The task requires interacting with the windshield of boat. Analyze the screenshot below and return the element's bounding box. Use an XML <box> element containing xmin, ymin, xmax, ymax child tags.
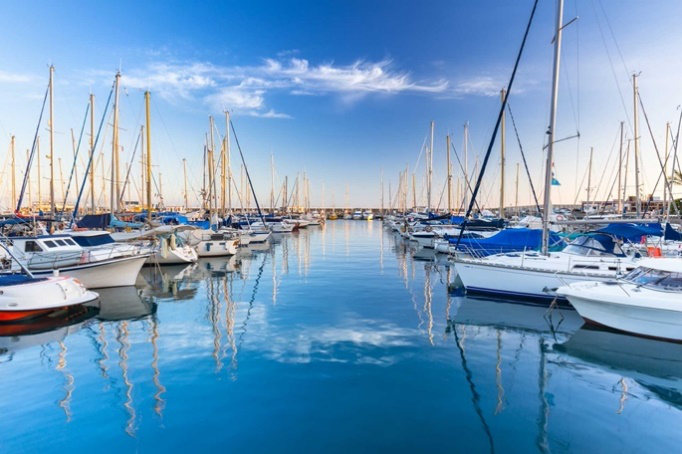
<box><xmin>624</xmin><ymin>267</ymin><xmax>682</xmax><ymax>291</ymax></box>
<box><xmin>71</xmin><ymin>234</ymin><xmax>114</xmax><ymax>247</ymax></box>
<box><xmin>563</xmin><ymin>235</ymin><xmax>623</xmax><ymax>257</ymax></box>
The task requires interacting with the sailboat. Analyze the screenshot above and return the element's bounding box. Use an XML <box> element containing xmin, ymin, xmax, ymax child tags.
<box><xmin>452</xmin><ymin>0</ymin><xmax>638</xmax><ymax>303</ymax></box>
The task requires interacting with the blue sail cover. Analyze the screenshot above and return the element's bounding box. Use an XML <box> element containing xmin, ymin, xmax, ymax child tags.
<box><xmin>595</xmin><ymin>223</ymin><xmax>663</xmax><ymax>242</ymax></box>
<box><xmin>447</xmin><ymin>228</ymin><xmax>565</xmax><ymax>256</ymax></box>
<box><xmin>665</xmin><ymin>223</ymin><xmax>682</xmax><ymax>241</ymax></box>
<box><xmin>77</xmin><ymin>213</ymin><xmax>143</xmax><ymax>230</ymax></box>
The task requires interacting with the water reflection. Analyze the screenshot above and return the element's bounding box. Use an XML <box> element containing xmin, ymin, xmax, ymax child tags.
<box><xmin>1</xmin><ymin>222</ymin><xmax>682</xmax><ymax>451</ymax></box>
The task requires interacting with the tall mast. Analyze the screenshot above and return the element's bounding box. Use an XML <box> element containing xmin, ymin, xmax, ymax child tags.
<box><xmin>220</xmin><ymin>125</ymin><xmax>226</xmax><ymax>216</ymax></box>
<box><xmin>427</xmin><ymin>120</ymin><xmax>434</xmax><ymax>212</ymax></box>
<box><xmin>183</xmin><ymin>158</ymin><xmax>189</xmax><ymax>211</ymax></box>
<box><xmin>58</xmin><ymin>157</ymin><xmax>65</xmax><ymax>204</ymax></box>
<box><xmin>412</xmin><ymin>173</ymin><xmax>417</xmax><ymax>210</ymax></box>
<box><xmin>500</xmin><ymin>88</ymin><xmax>506</xmax><ymax>218</ymax></box>
<box><xmin>209</xmin><ymin>116</ymin><xmax>216</xmax><ymax>212</ymax></box>
<box><xmin>515</xmin><ymin>162</ymin><xmax>520</xmax><ymax>215</ymax></box>
<box><xmin>144</xmin><ymin>91</ymin><xmax>152</xmax><ymax>213</ymax></box>
<box><xmin>111</xmin><ymin>71</ymin><xmax>121</xmax><ymax>213</ymax></box>
<box><xmin>49</xmin><ymin>65</ymin><xmax>55</xmax><ymax>216</ymax></box>
<box><xmin>541</xmin><ymin>0</ymin><xmax>564</xmax><ymax>255</ymax></box>
<box><xmin>380</xmin><ymin>169</ymin><xmax>384</xmax><ymax>215</ymax></box>
<box><xmin>37</xmin><ymin>136</ymin><xmax>42</xmax><ymax>210</ymax></box>
<box><xmin>632</xmin><ymin>73</ymin><xmax>641</xmax><ymax>217</ymax></box>
<box><xmin>283</xmin><ymin>176</ymin><xmax>288</xmax><ymax>213</ymax></box>
<box><xmin>446</xmin><ymin>134</ymin><xmax>452</xmax><ymax>213</ymax></box>
<box><xmin>26</xmin><ymin>149</ymin><xmax>31</xmax><ymax>210</ymax></box>
<box><xmin>89</xmin><ymin>93</ymin><xmax>95</xmax><ymax>213</ymax></box>
<box><xmin>225</xmin><ymin>111</ymin><xmax>231</xmax><ymax>212</ymax></box>
<box><xmin>617</xmin><ymin>121</ymin><xmax>624</xmax><ymax>214</ymax></box>
<box><xmin>140</xmin><ymin>125</ymin><xmax>145</xmax><ymax>209</ymax></box>
<box><xmin>463</xmin><ymin>122</ymin><xmax>469</xmax><ymax>211</ymax></box>
<box><xmin>10</xmin><ymin>135</ymin><xmax>16</xmax><ymax>211</ymax></box>
<box><xmin>586</xmin><ymin>146</ymin><xmax>593</xmax><ymax>204</ymax></box>
<box><xmin>664</xmin><ymin>122</ymin><xmax>671</xmax><ymax>218</ymax></box>
<box><xmin>70</xmin><ymin>128</ymin><xmax>78</xmax><ymax>198</ymax></box>
<box><xmin>270</xmin><ymin>154</ymin><xmax>275</xmax><ymax>213</ymax></box>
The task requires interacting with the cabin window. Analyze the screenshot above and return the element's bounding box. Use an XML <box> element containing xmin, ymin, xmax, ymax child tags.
<box><xmin>572</xmin><ymin>264</ymin><xmax>599</xmax><ymax>270</ymax></box>
<box><xmin>625</xmin><ymin>267</ymin><xmax>682</xmax><ymax>290</ymax></box>
<box><xmin>55</xmin><ymin>239</ymin><xmax>68</xmax><ymax>246</ymax></box>
<box><xmin>65</xmin><ymin>238</ymin><xmax>78</xmax><ymax>246</ymax></box>
<box><xmin>25</xmin><ymin>241</ymin><xmax>43</xmax><ymax>252</ymax></box>
<box><xmin>44</xmin><ymin>240</ymin><xmax>57</xmax><ymax>248</ymax></box>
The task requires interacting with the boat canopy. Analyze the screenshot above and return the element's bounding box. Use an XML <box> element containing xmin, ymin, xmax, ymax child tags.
<box><xmin>595</xmin><ymin>223</ymin><xmax>663</xmax><ymax>242</ymax></box>
<box><xmin>563</xmin><ymin>233</ymin><xmax>627</xmax><ymax>257</ymax></box>
<box><xmin>77</xmin><ymin>213</ymin><xmax>143</xmax><ymax>230</ymax></box>
<box><xmin>447</xmin><ymin>228</ymin><xmax>565</xmax><ymax>256</ymax></box>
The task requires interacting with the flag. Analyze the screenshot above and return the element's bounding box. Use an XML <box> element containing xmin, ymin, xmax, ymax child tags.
<box><xmin>551</xmin><ymin>172</ymin><xmax>560</xmax><ymax>186</ymax></box>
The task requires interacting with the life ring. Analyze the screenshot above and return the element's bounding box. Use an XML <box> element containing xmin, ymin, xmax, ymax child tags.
<box><xmin>555</xmin><ymin>214</ymin><xmax>565</xmax><ymax>222</ymax></box>
<box><xmin>425</xmin><ymin>226</ymin><xmax>433</xmax><ymax>232</ymax></box>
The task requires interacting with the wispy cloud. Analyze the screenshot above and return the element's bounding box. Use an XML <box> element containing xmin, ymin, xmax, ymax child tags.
<box><xmin>112</xmin><ymin>56</ymin><xmax>448</xmax><ymax>118</ymax></box>
<box><xmin>0</xmin><ymin>70</ymin><xmax>36</xmax><ymax>84</ymax></box>
<box><xmin>454</xmin><ymin>75</ymin><xmax>506</xmax><ymax>97</ymax></box>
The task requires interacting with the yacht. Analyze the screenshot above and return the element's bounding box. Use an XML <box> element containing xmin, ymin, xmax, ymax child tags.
<box><xmin>557</xmin><ymin>258</ymin><xmax>682</xmax><ymax>341</ymax></box>
<box><xmin>8</xmin><ymin>234</ymin><xmax>149</xmax><ymax>288</ymax></box>
<box><xmin>352</xmin><ymin>210</ymin><xmax>363</xmax><ymax>220</ymax></box>
<box><xmin>181</xmin><ymin>229</ymin><xmax>239</xmax><ymax>257</ymax></box>
<box><xmin>454</xmin><ymin>234</ymin><xmax>638</xmax><ymax>303</ymax></box>
<box><xmin>113</xmin><ymin>226</ymin><xmax>199</xmax><ymax>265</ymax></box>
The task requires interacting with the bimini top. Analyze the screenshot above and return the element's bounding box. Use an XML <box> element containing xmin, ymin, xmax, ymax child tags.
<box><xmin>635</xmin><ymin>258</ymin><xmax>682</xmax><ymax>274</ymax></box>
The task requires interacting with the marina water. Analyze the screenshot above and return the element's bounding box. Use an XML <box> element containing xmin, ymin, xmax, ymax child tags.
<box><xmin>1</xmin><ymin>220</ymin><xmax>681</xmax><ymax>452</ymax></box>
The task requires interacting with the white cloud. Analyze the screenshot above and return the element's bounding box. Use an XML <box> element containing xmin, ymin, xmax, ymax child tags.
<box><xmin>0</xmin><ymin>70</ymin><xmax>35</xmax><ymax>84</ymax></box>
<box><xmin>110</xmin><ymin>56</ymin><xmax>448</xmax><ymax>118</ymax></box>
<box><xmin>454</xmin><ymin>75</ymin><xmax>505</xmax><ymax>97</ymax></box>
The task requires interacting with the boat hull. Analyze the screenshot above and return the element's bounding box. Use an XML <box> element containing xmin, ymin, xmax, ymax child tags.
<box><xmin>455</xmin><ymin>260</ymin><xmax>616</xmax><ymax>304</ymax></box>
<box><xmin>32</xmin><ymin>255</ymin><xmax>148</xmax><ymax>288</ymax></box>
<box><xmin>196</xmin><ymin>239</ymin><xmax>239</xmax><ymax>257</ymax></box>
<box><xmin>560</xmin><ymin>285</ymin><xmax>682</xmax><ymax>341</ymax></box>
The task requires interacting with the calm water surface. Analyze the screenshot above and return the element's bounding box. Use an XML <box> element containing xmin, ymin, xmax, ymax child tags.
<box><xmin>1</xmin><ymin>220</ymin><xmax>681</xmax><ymax>452</ymax></box>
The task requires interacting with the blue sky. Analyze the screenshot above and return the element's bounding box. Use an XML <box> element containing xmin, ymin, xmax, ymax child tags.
<box><xmin>1</xmin><ymin>0</ymin><xmax>682</xmax><ymax>209</ymax></box>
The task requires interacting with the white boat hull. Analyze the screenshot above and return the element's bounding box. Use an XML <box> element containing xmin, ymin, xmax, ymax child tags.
<box><xmin>196</xmin><ymin>239</ymin><xmax>239</xmax><ymax>257</ymax></box>
<box><xmin>148</xmin><ymin>246</ymin><xmax>198</xmax><ymax>265</ymax></box>
<box><xmin>32</xmin><ymin>255</ymin><xmax>148</xmax><ymax>288</ymax></box>
<box><xmin>559</xmin><ymin>281</ymin><xmax>682</xmax><ymax>341</ymax></box>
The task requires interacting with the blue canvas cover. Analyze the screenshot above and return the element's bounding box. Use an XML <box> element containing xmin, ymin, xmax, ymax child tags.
<box><xmin>665</xmin><ymin>223</ymin><xmax>682</xmax><ymax>241</ymax></box>
<box><xmin>447</xmin><ymin>228</ymin><xmax>565</xmax><ymax>256</ymax></box>
<box><xmin>595</xmin><ymin>223</ymin><xmax>663</xmax><ymax>242</ymax></box>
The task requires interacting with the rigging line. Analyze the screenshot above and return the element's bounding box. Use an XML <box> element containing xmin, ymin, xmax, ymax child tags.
<box><xmin>590</xmin><ymin>0</ymin><xmax>632</xmax><ymax>134</ymax></box>
<box><xmin>60</xmin><ymin>102</ymin><xmax>90</xmax><ymax>215</ymax></box>
<box><xmin>457</xmin><ymin>0</ymin><xmax>539</xmax><ymax>248</ymax></box>
<box><xmin>507</xmin><ymin>103</ymin><xmax>541</xmax><ymax>213</ymax></box>
<box><xmin>449</xmin><ymin>142</ymin><xmax>482</xmax><ymax>212</ymax></box>
<box><xmin>591</xmin><ymin>126</ymin><xmax>620</xmax><ymax>203</ymax></box>
<box><xmin>229</xmin><ymin>119</ymin><xmax>267</xmax><ymax>225</ymax></box>
<box><xmin>16</xmin><ymin>82</ymin><xmax>50</xmax><ymax>213</ymax></box>
<box><xmin>70</xmin><ymin>81</ymin><xmax>115</xmax><ymax>227</ymax></box>
<box><xmin>596</xmin><ymin>0</ymin><xmax>631</xmax><ymax>78</ymax></box>
<box><xmin>118</xmin><ymin>128</ymin><xmax>143</xmax><ymax>208</ymax></box>
<box><xmin>638</xmin><ymin>92</ymin><xmax>680</xmax><ymax>216</ymax></box>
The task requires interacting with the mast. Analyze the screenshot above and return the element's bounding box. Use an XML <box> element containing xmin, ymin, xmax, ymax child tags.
<box><xmin>89</xmin><ymin>93</ymin><xmax>95</xmax><ymax>213</ymax></box>
<box><xmin>283</xmin><ymin>176</ymin><xmax>288</xmax><ymax>213</ymax></box>
<box><xmin>586</xmin><ymin>146</ymin><xmax>593</xmax><ymax>204</ymax></box>
<box><xmin>220</xmin><ymin>123</ymin><xmax>226</xmax><ymax>216</ymax></box>
<box><xmin>37</xmin><ymin>136</ymin><xmax>42</xmax><ymax>210</ymax></box>
<box><xmin>617</xmin><ymin>121</ymin><xmax>624</xmax><ymax>214</ymax></box>
<box><xmin>111</xmin><ymin>71</ymin><xmax>121</xmax><ymax>213</ymax></box>
<box><xmin>541</xmin><ymin>0</ymin><xmax>564</xmax><ymax>255</ymax></box>
<box><xmin>183</xmin><ymin>158</ymin><xmax>189</xmax><ymax>211</ymax></box>
<box><xmin>49</xmin><ymin>65</ymin><xmax>55</xmax><ymax>216</ymax></box>
<box><xmin>446</xmin><ymin>134</ymin><xmax>452</xmax><ymax>213</ymax></box>
<box><xmin>380</xmin><ymin>170</ymin><xmax>384</xmax><ymax>215</ymax></box>
<box><xmin>70</xmin><ymin>128</ymin><xmax>78</xmax><ymax>197</ymax></box>
<box><xmin>225</xmin><ymin>111</ymin><xmax>231</xmax><ymax>212</ymax></box>
<box><xmin>10</xmin><ymin>136</ymin><xmax>16</xmax><ymax>211</ymax></box>
<box><xmin>144</xmin><ymin>91</ymin><xmax>152</xmax><ymax>213</ymax></box>
<box><xmin>664</xmin><ymin>122</ymin><xmax>670</xmax><ymax>218</ymax></box>
<box><xmin>412</xmin><ymin>173</ymin><xmax>417</xmax><ymax>210</ymax></box>
<box><xmin>26</xmin><ymin>149</ymin><xmax>31</xmax><ymax>210</ymax></box>
<box><xmin>515</xmin><ymin>162</ymin><xmax>520</xmax><ymax>215</ymax></box>
<box><xmin>500</xmin><ymin>88</ymin><xmax>506</xmax><ymax>218</ymax></box>
<box><xmin>632</xmin><ymin>73</ymin><xmax>641</xmax><ymax>217</ymax></box>
<box><xmin>427</xmin><ymin>120</ymin><xmax>434</xmax><ymax>212</ymax></box>
<box><xmin>58</xmin><ymin>157</ymin><xmax>65</xmax><ymax>205</ymax></box>
<box><xmin>463</xmin><ymin>122</ymin><xmax>469</xmax><ymax>211</ymax></box>
<box><xmin>270</xmin><ymin>154</ymin><xmax>275</xmax><ymax>213</ymax></box>
<box><xmin>140</xmin><ymin>125</ymin><xmax>145</xmax><ymax>209</ymax></box>
<box><xmin>208</xmin><ymin>116</ymin><xmax>216</xmax><ymax>213</ymax></box>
